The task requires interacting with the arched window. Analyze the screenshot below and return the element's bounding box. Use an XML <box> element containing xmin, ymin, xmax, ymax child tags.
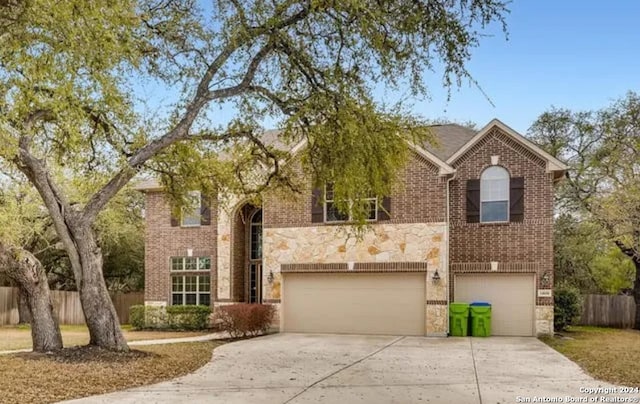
<box><xmin>480</xmin><ymin>166</ymin><xmax>509</xmax><ymax>222</ymax></box>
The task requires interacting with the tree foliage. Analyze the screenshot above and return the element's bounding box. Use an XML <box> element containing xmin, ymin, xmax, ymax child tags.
<box><xmin>554</xmin><ymin>214</ymin><xmax>634</xmax><ymax>294</ymax></box>
<box><xmin>530</xmin><ymin>92</ymin><xmax>640</xmax><ymax>328</ymax></box>
<box><xmin>529</xmin><ymin>93</ymin><xmax>640</xmax><ymax>261</ymax></box>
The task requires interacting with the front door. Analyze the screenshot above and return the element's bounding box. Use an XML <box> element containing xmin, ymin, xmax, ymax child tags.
<box><xmin>248</xmin><ymin>209</ymin><xmax>262</xmax><ymax>303</ymax></box>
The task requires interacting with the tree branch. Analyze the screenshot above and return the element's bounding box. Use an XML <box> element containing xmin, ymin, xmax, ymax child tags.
<box><xmin>81</xmin><ymin>2</ymin><xmax>313</xmax><ymax>223</ymax></box>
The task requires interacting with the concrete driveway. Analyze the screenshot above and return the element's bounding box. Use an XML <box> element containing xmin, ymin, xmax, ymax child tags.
<box><xmin>66</xmin><ymin>334</ymin><xmax>621</xmax><ymax>404</ymax></box>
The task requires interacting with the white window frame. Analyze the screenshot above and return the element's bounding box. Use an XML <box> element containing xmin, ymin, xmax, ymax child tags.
<box><xmin>479</xmin><ymin>166</ymin><xmax>510</xmax><ymax>223</ymax></box>
<box><xmin>181</xmin><ymin>191</ymin><xmax>201</xmax><ymax>227</ymax></box>
<box><xmin>170</xmin><ymin>256</ymin><xmax>211</xmax><ymax>272</ymax></box>
<box><xmin>323</xmin><ymin>184</ymin><xmax>377</xmax><ymax>223</ymax></box>
<box><xmin>171</xmin><ymin>274</ymin><xmax>211</xmax><ymax>306</ymax></box>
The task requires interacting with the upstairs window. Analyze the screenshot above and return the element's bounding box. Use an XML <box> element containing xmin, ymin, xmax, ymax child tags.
<box><xmin>480</xmin><ymin>166</ymin><xmax>509</xmax><ymax>222</ymax></box>
<box><xmin>170</xmin><ymin>191</ymin><xmax>212</xmax><ymax>227</ymax></box>
<box><xmin>324</xmin><ymin>184</ymin><xmax>377</xmax><ymax>223</ymax></box>
<box><xmin>181</xmin><ymin>191</ymin><xmax>202</xmax><ymax>227</ymax></box>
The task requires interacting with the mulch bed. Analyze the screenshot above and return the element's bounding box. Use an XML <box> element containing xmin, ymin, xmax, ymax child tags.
<box><xmin>17</xmin><ymin>345</ymin><xmax>154</xmax><ymax>363</ymax></box>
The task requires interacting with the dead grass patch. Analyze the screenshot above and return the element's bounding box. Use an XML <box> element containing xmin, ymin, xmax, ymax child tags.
<box><xmin>0</xmin><ymin>341</ymin><xmax>223</xmax><ymax>404</ymax></box>
<box><xmin>0</xmin><ymin>325</ymin><xmax>209</xmax><ymax>351</ymax></box>
<box><xmin>541</xmin><ymin>326</ymin><xmax>640</xmax><ymax>385</ymax></box>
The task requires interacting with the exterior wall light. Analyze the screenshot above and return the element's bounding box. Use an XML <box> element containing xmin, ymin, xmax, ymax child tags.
<box><xmin>432</xmin><ymin>269</ymin><xmax>441</xmax><ymax>283</ymax></box>
<box><xmin>541</xmin><ymin>271</ymin><xmax>552</xmax><ymax>288</ymax></box>
<box><xmin>267</xmin><ymin>270</ymin><xmax>274</xmax><ymax>284</ymax></box>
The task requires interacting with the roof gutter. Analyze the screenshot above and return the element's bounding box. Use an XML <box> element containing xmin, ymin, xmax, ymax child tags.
<box><xmin>444</xmin><ymin>171</ymin><xmax>457</xmax><ymax>336</ymax></box>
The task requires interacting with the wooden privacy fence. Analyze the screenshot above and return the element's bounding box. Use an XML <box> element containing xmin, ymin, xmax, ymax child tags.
<box><xmin>0</xmin><ymin>287</ymin><xmax>144</xmax><ymax>326</ymax></box>
<box><xmin>579</xmin><ymin>294</ymin><xmax>636</xmax><ymax>329</ymax></box>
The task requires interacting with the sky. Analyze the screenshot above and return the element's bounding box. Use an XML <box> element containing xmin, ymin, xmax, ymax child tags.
<box><xmin>413</xmin><ymin>1</ymin><xmax>640</xmax><ymax>133</ymax></box>
<box><xmin>137</xmin><ymin>1</ymin><xmax>640</xmax><ymax>135</ymax></box>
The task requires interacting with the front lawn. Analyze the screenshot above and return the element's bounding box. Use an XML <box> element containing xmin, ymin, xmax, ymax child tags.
<box><xmin>0</xmin><ymin>341</ymin><xmax>223</xmax><ymax>404</ymax></box>
<box><xmin>0</xmin><ymin>324</ymin><xmax>210</xmax><ymax>351</ymax></box>
<box><xmin>540</xmin><ymin>326</ymin><xmax>640</xmax><ymax>386</ymax></box>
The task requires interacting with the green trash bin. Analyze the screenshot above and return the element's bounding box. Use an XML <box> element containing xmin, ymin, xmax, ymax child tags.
<box><xmin>449</xmin><ymin>302</ymin><xmax>470</xmax><ymax>336</ymax></box>
<box><xmin>470</xmin><ymin>302</ymin><xmax>492</xmax><ymax>337</ymax></box>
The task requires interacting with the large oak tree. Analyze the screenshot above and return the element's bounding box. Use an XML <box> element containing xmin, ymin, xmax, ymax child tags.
<box><xmin>530</xmin><ymin>92</ymin><xmax>640</xmax><ymax>329</ymax></box>
<box><xmin>0</xmin><ymin>0</ymin><xmax>508</xmax><ymax>350</ymax></box>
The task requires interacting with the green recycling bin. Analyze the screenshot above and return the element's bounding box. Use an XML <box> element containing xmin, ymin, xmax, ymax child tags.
<box><xmin>449</xmin><ymin>302</ymin><xmax>470</xmax><ymax>336</ymax></box>
<box><xmin>470</xmin><ymin>302</ymin><xmax>492</xmax><ymax>337</ymax></box>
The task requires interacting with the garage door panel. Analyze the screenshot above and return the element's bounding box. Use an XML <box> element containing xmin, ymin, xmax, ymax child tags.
<box><xmin>455</xmin><ymin>274</ymin><xmax>535</xmax><ymax>337</ymax></box>
<box><xmin>283</xmin><ymin>273</ymin><xmax>425</xmax><ymax>336</ymax></box>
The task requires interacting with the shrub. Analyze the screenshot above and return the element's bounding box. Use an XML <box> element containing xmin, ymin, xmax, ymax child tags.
<box><xmin>554</xmin><ymin>285</ymin><xmax>582</xmax><ymax>331</ymax></box>
<box><xmin>212</xmin><ymin>304</ymin><xmax>275</xmax><ymax>338</ymax></box>
<box><xmin>166</xmin><ymin>305</ymin><xmax>211</xmax><ymax>330</ymax></box>
<box><xmin>144</xmin><ymin>306</ymin><xmax>169</xmax><ymax>329</ymax></box>
<box><xmin>129</xmin><ymin>305</ymin><xmax>209</xmax><ymax>330</ymax></box>
<box><xmin>129</xmin><ymin>305</ymin><xmax>145</xmax><ymax>330</ymax></box>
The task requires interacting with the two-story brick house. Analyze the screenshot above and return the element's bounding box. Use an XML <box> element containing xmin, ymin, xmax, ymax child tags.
<box><xmin>137</xmin><ymin>119</ymin><xmax>566</xmax><ymax>337</ymax></box>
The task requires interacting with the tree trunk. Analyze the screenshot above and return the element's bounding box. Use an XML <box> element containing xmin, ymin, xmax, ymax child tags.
<box><xmin>17</xmin><ymin>287</ymin><xmax>31</xmax><ymax>324</ymax></box>
<box><xmin>70</xmin><ymin>225</ymin><xmax>128</xmax><ymax>351</ymax></box>
<box><xmin>634</xmin><ymin>258</ymin><xmax>640</xmax><ymax>330</ymax></box>
<box><xmin>15</xmin><ymin>146</ymin><xmax>128</xmax><ymax>351</ymax></box>
<box><xmin>0</xmin><ymin>245</ymin><xmax>63</xmax><ymax>352</ymax></box>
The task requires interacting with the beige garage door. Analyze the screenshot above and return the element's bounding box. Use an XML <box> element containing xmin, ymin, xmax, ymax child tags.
<box><xmin>282</xmin><ymin>272</ymin><xmax>425</xmax><ymax>336</ymax></box>
<box><xmin>455</xmin><ymin>273</ymin><xmax>535</xmax><ymax>336</ymax></box>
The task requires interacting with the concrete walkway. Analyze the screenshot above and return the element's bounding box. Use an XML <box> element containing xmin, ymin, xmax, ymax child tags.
<box><xmin>0</xmin><ymin>331</ymin><xmax>228</xmax><ymax>356</ymax></box>
<box><xmin>63</xmin><ymin>333</ymin><xmax>631</xmax><ymax>404</ymax></box>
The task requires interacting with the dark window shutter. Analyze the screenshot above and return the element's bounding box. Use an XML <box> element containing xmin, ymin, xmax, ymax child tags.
<box><xmin>170</xmin><ymin>210</ymin><xmax>179</xmax><ymax>227</ymax></box>
<box><xmin>311</xmin><ymin>188</ymin><xmax>324</xmax><ymax>223</ymax></box>
<box><xmin>510</xmin><ymin>177</ymin><xmax>525</xmax><ymax>222</ymax></box>
<box><xmin>378</xmin><ymin>196</ymin><xmax>391</xmax><ymax>221</ymax></box>
<box><xmin>200</xmin><ymin>194</ymin><xmax>211</xmax><ymax>226</ymax></box>
<box><xmin>466</xmin><ymin>179</ymin><xmax>480</xmax><ymax>223</ymax></box>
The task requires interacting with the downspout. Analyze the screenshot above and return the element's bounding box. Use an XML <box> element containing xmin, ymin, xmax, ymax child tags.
<box><xmin>445</xmin><ymin>172</ymin><xmax>457</xmax><ymax>336</ymax></box>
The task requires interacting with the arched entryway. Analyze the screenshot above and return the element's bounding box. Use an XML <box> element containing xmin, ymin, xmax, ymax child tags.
<box><xmin>230</xmin><ymin>204</ymin><xmax>263</xmax><ymax>303</ymax></box>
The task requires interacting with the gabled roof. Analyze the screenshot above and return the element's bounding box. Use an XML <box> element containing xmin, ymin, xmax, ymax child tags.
<box><xmin>446</xmin><ymin>119</ymin><xmax>568</xmax><ymax>173</ymax></box>
<box><xmin>407</xmin><ymin>141</ymin><xmax>456</xmax><ymax>175</ymax></box>
<box><xmin>423</xmin><ymin>124</ymin><xmax>478</xmax><ymax>161</ymax></box>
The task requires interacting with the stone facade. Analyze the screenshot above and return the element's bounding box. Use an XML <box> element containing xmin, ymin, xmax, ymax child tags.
<box><xmin>261</xmin><ymin>223</ymin><xmax>448</xmax><ymax>336</ymax></box>
<box><xmin>535</xmin><ymin>305</ymin><xmax>554</xmax><ymax>335</ymax></box>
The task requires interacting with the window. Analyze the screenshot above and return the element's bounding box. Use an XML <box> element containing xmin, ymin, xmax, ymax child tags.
<box><xmin>172</xmin><ymin>275</ymin><xmax>210</xmax><ymax>306</ymax></box>
<box><xmin>324</xmin><ymin>184</ymin><xmax>377</xmax><ymax>223</ymax></box>
<box><xmin>170</xmin><ymin>256</ymin><xmax>211</xmax><ymax>271</ymax></box>
<box><xmin>170</xmin><ymin>256</ymin><xmax>211</xmax><ymax>305</ymax></box>
<box><xmin>250</xmin><ymin>210</ymin><xmax>262</xmax><ymax>260</ymax></box>
<box><xmin>480</xmin><ymin>166</ymin><xmax>509</xmax><ymax>222</ymax></box>
<box><xmin>181</xmin><ymin>191</ymin><xmax>201</xmax><ymax>227</ymax></box>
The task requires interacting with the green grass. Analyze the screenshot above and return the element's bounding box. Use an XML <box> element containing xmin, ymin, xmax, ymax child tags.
<box><xmin>541</xmin><ymin>326</ymin><xmax>640</xmax><ymax>385</ymax></box>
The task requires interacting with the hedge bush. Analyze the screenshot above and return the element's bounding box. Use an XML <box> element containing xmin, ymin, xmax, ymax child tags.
<box><xmin>130</xmin><ymin>305</ymin><xmax>145</xmax><ymax>329</ymax></box>
<box><xmin>129</xmin><ymin>305</ymin><xmax>211</xmax><ymax>330</ymax></box>
<box><xmin>554</xmin><ymin>285</ymin><xmax>582</xmax><ymax>331</ymax></box>
<box><xmin>166</xmin><ymin>305</ymin><xmax>211</xmax><ymax>330</ymax></box>
<box><xmin>212</xmin><ymin>304</ymin><xmax>275</xmax><ymax>338</ymax></box>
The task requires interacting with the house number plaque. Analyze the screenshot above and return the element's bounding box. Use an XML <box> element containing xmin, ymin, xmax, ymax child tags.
<box><xmin>537</xmin><ymin>289</ymin><xmax>552</xmax><ymax>297</ymax></box>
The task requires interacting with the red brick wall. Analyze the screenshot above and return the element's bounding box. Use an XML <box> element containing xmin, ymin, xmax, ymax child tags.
<box><xmin>448</xmin><ymin>128</ymin><xmax>555</xmax><ymax>305</ymax></box>
<box><xmin>263</xmin><ymin>152</ymin><xmax>447</xmax><ymax>228</ymax></box>
<box><xmin>143</xmin><ymin>192</ymin><xmax>217</xmax><ymax>303</ymax></box>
